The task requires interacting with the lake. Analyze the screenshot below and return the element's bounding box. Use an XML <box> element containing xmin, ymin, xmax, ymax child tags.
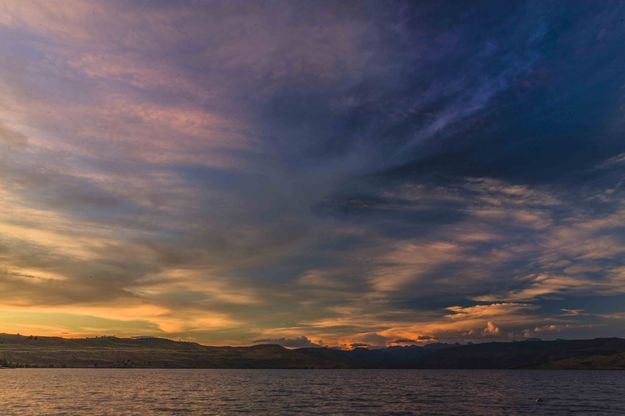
<box><xmin>0</xmin><ymin>368</ymin><xmax>623</xmax><ymax>415</ymax></box>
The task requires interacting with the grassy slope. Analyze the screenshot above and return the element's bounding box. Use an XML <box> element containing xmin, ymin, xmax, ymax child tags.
<box><xmin>0</xmin><ymin>334</ymin><xmax>357</xmax><ymax>368</ymax></box>
<box><xmin>2</xmin><ymin>334</ymin><xmax>625</xmax><ymax>369</ymax></box>
<box><xmin>419</xmin><ymin>338</ymin><xmax>625</xmax><ymax>369</ymax></box>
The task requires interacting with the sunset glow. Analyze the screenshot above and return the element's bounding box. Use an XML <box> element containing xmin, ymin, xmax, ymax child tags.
<box><xmin>2</xmin><ymin>0</ymin><xmax>625</xmax><ymax>348</ymax></box>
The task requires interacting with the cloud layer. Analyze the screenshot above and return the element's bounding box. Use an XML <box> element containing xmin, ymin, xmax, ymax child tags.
<box><xmin>2</xmin><ymin>0</ymin><xmax>625</xmax><ymax>347</ymax></box>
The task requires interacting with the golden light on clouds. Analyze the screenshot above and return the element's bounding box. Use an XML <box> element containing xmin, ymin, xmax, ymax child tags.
<box><xmin>1</xmin><ymin>0</ymin><xmax>625</xmax><ymax>348</ymax></box>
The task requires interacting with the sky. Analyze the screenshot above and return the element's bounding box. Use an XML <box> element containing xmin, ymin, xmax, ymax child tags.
<box><xmin>1</xmin><ymin>0</ymin><xmax>625</xmax><ymax>348</ymax></box>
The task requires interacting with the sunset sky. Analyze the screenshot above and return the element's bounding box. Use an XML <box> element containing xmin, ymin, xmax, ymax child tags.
<box><xmin>1</xmin><ymin>1</ymin><xmax>625</xmax><ymax>348</ymax></box>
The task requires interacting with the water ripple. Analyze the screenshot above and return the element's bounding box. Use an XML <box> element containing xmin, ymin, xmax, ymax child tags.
<box><xmin>1</xmin><ymin>369</ymin><xmax>623</xmax><ymax>415</ymax></box>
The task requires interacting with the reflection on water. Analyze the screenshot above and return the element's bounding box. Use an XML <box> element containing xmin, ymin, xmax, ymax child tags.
<box><xmin>1</xmin><ymin>368</ymin><xmax>623</xmax><ymax>415</ymax></box>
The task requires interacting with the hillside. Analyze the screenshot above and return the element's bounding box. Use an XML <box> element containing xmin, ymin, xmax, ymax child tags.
<box><xmin>1</xmin><ymin>334</ymin><xmax>625</xmax><ymax>369</ymax></box>
<box><xmin>417</xmin><ymin>338</ymin><xmax>625</xmax><ymax>369</ymax></box>
<box><xmin>0</xmin><ymin>334</ymin><xmax>355</xmax><ymax>369</ymax></box>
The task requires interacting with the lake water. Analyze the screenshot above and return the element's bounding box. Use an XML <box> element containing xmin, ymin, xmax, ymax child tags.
<box><xmin>0</xmin><ymin>368</ymin><xmax>623</xmax><ymax>415</ymax></box>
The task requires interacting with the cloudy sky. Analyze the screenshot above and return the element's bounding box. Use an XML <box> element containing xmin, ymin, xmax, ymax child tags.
<box><xmin>1</xmin><ymin>0</ymin><xmax>625</xmax><ymax>348</ymax></box>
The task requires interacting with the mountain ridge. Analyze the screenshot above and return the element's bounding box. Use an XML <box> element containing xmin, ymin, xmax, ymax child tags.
<box><xmin>1</xmin><ymin>333</ymin><xmax>625</xmax><ymax>369</ymax></box>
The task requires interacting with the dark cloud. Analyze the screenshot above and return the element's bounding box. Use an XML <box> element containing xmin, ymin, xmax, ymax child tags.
<box><xmin>349</xmin><ymin>343</ymin><xmax>370</xmax><ymax>349</ymax></box>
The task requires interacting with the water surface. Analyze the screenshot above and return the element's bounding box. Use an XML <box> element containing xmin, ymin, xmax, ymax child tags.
<box><xmin>1</xmin><ymin>369</ymin><xmax>623</xmax><ymax>415</ymax></box>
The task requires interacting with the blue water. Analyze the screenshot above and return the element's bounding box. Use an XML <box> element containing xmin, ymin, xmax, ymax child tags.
<box><xmin>1</xmin><ymin>368</ymin><xmax>623</xmax><ymax>415</ymax></box>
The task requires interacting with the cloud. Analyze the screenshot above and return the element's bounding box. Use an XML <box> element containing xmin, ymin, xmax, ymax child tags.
<box><xmin>482</xmin><ymin>321</ymin><xmax>501</xmax><ymax>336</ymax></box>
<box><xmin>0</xmin><ymin>122</ymin><xmax>27</xmax><ymax>147</ymax></box>
<box><xmin>560</xmin><ymin>308</ymin><xmax>584</xmax><ymax>317</ymax></box>
<box><xmin>1</xmin><ymin>0</ymin><xmax>625</xmax><ymax>346</ymax></box>
<box><xmin>389</xmin><ymin>335</ymin><xmax>437</xmax><ymax>346</ymax></box>
<box><xmin>348</xmin><ymin>343</ymin><xmax>368</xmax><ymax>349</ymax></box>
<box><xmin>445</xmin><ymin>303</ymin><xmax>537</xmax><ymax>320</ymax></box>
<box><xmin>253</xmin><ymin>336</ymin><xmax>322</xmax><ymax>348</ymax></box>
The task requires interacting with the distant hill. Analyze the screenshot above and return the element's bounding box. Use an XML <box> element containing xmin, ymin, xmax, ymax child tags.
<box><xmin>1</xmin><ymin>334</ymin><xmax>625</xmax><ymax>369</ymax></box>
<box><xmin>415</xmin><ymin>338</ymin><xmax>625</xmax><ymax>369</ymax></box>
